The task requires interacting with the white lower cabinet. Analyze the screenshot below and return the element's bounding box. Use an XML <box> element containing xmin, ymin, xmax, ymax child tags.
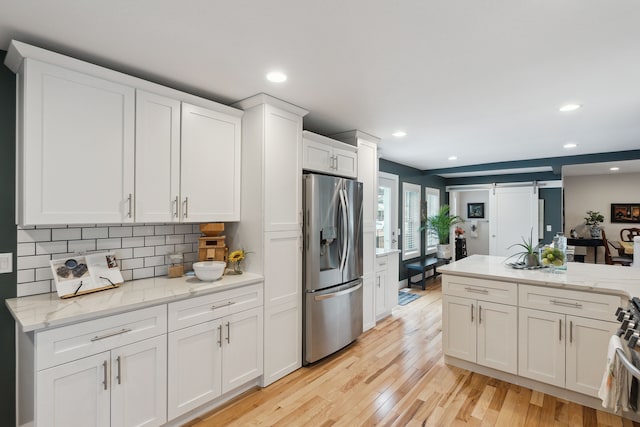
<box><xmin>443</xmin><ymin>295</ymin><xmax>518</xmax><ymax>375</ymax></box>
<box><xmin>37</xmin><ymin>335</ymin><xmax>167</xmax><ymax>427</ymax></box>
<box><xmin>375</xmin><ymin>262</ymin><xmax>388</xmax><ymax>319</ymax></box>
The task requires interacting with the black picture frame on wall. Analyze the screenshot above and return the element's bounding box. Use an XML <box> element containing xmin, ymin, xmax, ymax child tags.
<box><xmin>611</xmin><ymin>203</ymin><xmax>640</xmax><ymax>223</ymax></box>
<box><xmin>467</xmin><ymin>203</ymin><xmax>485</xmax><ymax>219</ymax></box>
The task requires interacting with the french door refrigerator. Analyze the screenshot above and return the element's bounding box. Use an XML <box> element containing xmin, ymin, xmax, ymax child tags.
<box><xmin>303</xmin><ymin>173</ymin><xmax>363</xmax><ymax>364</ymax></box>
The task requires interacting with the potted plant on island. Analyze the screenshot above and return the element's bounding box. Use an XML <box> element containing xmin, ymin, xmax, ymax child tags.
<box><xmin>507</xmin><ymin>228</ymin><xmax>540</xmax><ymax>267</ymax></box>
<box><xmin>421</xmin><ymin>205</ymin><xmax>464</xmax><ymax>259</ymax></box>
<box><xmin>584</xmin><ymin>210</ymin><xmax>605</xmax><ymax>238</ymax></box>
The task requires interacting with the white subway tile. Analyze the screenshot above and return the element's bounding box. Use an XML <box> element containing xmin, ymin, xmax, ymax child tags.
<box><xmin>166</xmin><ymin>235</ymin><xmax>185</xmax><ymax>245</ymax></box>
<box><xmin>122</xmin><ymin>237</ymin><xmax>145</xmax><ymax>248</ymax></box>
<box><xmin>113</xmin><ymin>248</ymin><xmax>132</xmax><ymax>260</ymax></box>
<box><xmin>133</xmin><ymin>267</ymin><xmax>154</xmax><ymax>280</ymax></box>
<box><xmin>154</xmin><ymin>265</ymin><xmax>168</xmax><ymax>276</ymax></box>
<box><xmin>133</xmin><ymin>226</ymin><xmax>155</xmax><ymax>236</ymax></box>
<box><xmin>18</xmin><ymin>255</ymin><xmax>51</xmax><ymax>269</ymax></box>
<box><xmin>184</xmin><ymin>252</ymin><xmax>198</xmax><ymax>262</ymax></box>
<box><xmin>155</xmin><ymin>245</ymin><xmax>175</xmax><ymax>256</ymax></box>
<box><xmin>144</xmin><ymin>256</ymin><xmax>165</xmax><ymax>267</ymax></box>
<box><xmin>19</xmin><ymin>225</ymin><xmax>35</xmax><ymax>230</ymax></box>
<box><xmin>68</xmin><ymin>240</ymin><xmax>97</xmax><ymax>253</ymax></box>
<box><xmin>121</xmin><ymin>270</ymin><xmax>133</xmax><ymax>281</ymax></box>
<box><xmin>17</xmin><ymin>281</ymin><xmax>52</xmax><ymax>297</ymax></box>
<box><xmin>174</xmin><ymin>244</ymin><xmax>192</xmax><ymax>253</ymax></box>
<box><xmin>155</xmin><ymin>225</ymin><xmax>174</xmax><ymax>235</ymax></box>
<box><xmin>109</xmin><ymin>226</ymin><xmax>133</xmax><ymax>238</ymax></box>
<box><xmin>134</xmin><ymin>247</ymin><xmax>155</xmax><ymax>258</ymax></box>
<box><xmin>42</xmin><ymin>224</ymin><xmax>68</xmax><ymax>229</ymax></box>
<box><xmin>185</xmin><ymin>234</ymin><xmax>201</xmax><ymax>244</ymax></box>
<box><xmin>184</xmin><ymin>262</ymin><xmax>193</xmax><ymax>272</ymax></box>
<box><xmin>17</xmin><ymin>243</ymin><xmax>35</xmax><ymax>256</ymax></box>
<box><xmin>36</xmin><ymin>267</ymin><xmax>53</xmax><ymax>281</ymax></box>
<box><xmin>52</xmin><ymin>228</ymin><xmax>81</xmax><ymax>241</ymax></box>
<box><xmin>17</xmin><ymin>229</ymin><xmax>51</xmax><ymax>243</ymax></box>
<box><xmin>17</xmin><ymin>269</ymin><xmax>35</xmax><ymax>284</ymax></box>
<box><xmin>36</xmin><ymin>241</ymin><xmax>68</xmax><ymax>255</ymax></box>
<box><xmin>145</xmin><ymin>236</ymin><xmax>165</xmax><ymax>247</ymax></box>
<box><xmin>192</xmin><ymin>224</ymin><xmax>201</xmax><ymax>233</ymax></box>
<box><xmin>175</xmin><ymin>224</ymin><xmax>192</xmax><ymax>234</ymax></box>
<box><xmin>82</xmin><ymin>227</ymin><xmax>108</xmax><ymax>239</ymax></box>
<box><xmin>121</xmin><ymin>258</ymin><xmax>144</xmax><ymax>270</ymax></box>
<box><xmin>96</xmin><ymin>238</ymin><xmax>122</xmax><ymax>250</ymax></box>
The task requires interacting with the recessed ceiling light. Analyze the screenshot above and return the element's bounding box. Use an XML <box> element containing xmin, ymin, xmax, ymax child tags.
<box><xmin>563</xmin><ymin>143</ymin><xmax>578</xmax><ymax>149</ymax></box>
<box><xmin>448</xmin><ymin>156</ymin><xmax>458</xmax><ymax>161</ymax></box>
<box><xmin>392</xmin><ymin>131</ymin><xmax>407</xmax><ymax>138</ymax></box>
<box><xmin>610</xmin><ymin>167</ymin><xmax>620</xmax><ymax>171</ymax></box>
<box><xmin>559</xmin><ymin>103</ymin><xmax>582</xmax><ymax>112</ymax></box>
<box><xmin>266</xmin><ymin>71</ymin><xmax>287</xmax><ymax>83</ymax></box>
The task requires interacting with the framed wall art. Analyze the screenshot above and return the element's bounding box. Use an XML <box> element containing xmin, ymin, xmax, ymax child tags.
<box><xmin>467</xmin><ymin>202</ymin><xmax>485</xmax><ymax>219</ymax></box>
<box><xmin>611</xmin><ymin>203</ymin><xmax>640</xmax><ymax>223</ymax></box>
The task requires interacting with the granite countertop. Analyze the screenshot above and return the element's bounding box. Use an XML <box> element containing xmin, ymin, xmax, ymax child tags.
<box><xmin>5</xmin><ymin>272</ymin><xmax>264</xmax><ymax>332</ymax></box>
<box><xmin>439</xmin><ymin>255</ymin><xmax>640</xmax><ymax>298</ymax></box>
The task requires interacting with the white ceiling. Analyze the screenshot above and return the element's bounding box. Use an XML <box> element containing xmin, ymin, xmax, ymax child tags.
<box><xmin>1</xmin><ymin>1</ymin><xmax>640</xmax><ymax>171</ymax></box>
<box><xmin>563</xmin><ymin>159</ymin><xmax>640</xmax><ymax>176</ymax></box>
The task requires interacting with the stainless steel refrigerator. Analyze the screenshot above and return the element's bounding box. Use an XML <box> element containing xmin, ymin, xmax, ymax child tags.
<box><xmin>303</xmin><ymin>173</ymin><xmax>363</xmax><ymax>364</ymax></box>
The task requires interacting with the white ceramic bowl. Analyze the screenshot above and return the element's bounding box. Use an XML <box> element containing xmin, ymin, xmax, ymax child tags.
<box><xmin>192</xmin><ymin>261</ymin><xmax>226</xmax><ymax>281</ymax></box>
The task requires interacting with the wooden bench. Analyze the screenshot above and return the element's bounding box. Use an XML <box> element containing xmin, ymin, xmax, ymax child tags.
<box><xmin>406</xmin><ymin>257</ymin><xmax>451</xmax><ymax>290</ymax></box>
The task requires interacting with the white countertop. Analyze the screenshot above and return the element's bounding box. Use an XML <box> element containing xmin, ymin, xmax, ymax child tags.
<box><xmin>376</xmin><ymin>248</ymin><xmax>400</xmax><ymax>257</ymax></box>
<box><xmin>5</xmin><ymin>272</ymin><xmax>264</xmax><ymax>332</ymax></box>
<box><xmin>439</xmin><ymin>255</ymin><xmax>640</xmax><ymax>298</ymax></box>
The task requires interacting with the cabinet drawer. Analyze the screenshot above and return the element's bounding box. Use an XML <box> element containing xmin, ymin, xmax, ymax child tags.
<box><xmin>168</xmin><ymin>283</ymin><xmax>263</xmax><ymax>332</ymax></box>
<box><xmin>519</xmin><ymin>285</ymin><xmax>623</xmax><ymax>322</ymax></box>
<box><xmin>442</xmin><ymin>275</ymin><xmax>517</xmax><ymax>305</ymax></box>
<box><xmin>36</xmin><ymin>304</ymin><xmax>167</xmax><ymax>370</ymax></box>
<box><xmin>375</xmin><ymin>256</ymin><xmax>388</xmax><ymax>272</ymax></box>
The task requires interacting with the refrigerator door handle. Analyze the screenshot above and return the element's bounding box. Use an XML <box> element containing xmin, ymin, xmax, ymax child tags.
<box><xmin>313</xmin><ymin>282</ymin><xmax>362</xmax><ymax>301</ymax></box>
<box><xmin>339</xmin><ymin>186</ymin><xmax>349</xmax><ymax>272</ymax></box>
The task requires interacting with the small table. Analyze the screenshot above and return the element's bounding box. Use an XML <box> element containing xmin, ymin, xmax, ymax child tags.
<box><xmin>406</xmin><ymin>257</ymin><xmax>451</xmax><ymax>290</ymax></box>
<box><xmin>567</xmin><ymin>238</ymin><xmax>604</xmax><ymax>264</ymax></box>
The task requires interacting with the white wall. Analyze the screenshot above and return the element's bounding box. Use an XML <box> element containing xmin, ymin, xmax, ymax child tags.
<box><xmin>564</xmin><ymin>172</ymin><xmax>640</xmax><ymax>262</ymax></box>
<box><xmin>458</xmin><ymin>190</ymin><xmax>490</xmax><ymax>256</ymax></box>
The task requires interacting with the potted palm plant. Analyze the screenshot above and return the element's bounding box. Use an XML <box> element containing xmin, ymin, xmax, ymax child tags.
<box><xmin>422</xmin><ymin>205</ymin><xmax>464</xmax><ymax>258</ymax></box>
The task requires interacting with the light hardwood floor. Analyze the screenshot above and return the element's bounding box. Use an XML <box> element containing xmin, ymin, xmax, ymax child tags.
<box><xmin>186</xmin><ymin>279</ymin><xmax>639</xmax><ymax>427</ymax></box>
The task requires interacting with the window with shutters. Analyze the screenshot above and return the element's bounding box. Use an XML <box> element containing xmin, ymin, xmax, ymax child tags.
<box><xmin>402</xmin><ymin>182</ymin><xmax>421</xmax><ymax>260</ymax></box>
<box><xmin>424</xmin><ymin>187</ymin><xmax>441</xmax><ymax>255</ymax></box>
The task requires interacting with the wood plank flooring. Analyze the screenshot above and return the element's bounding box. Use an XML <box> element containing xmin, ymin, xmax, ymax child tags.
<box><xmin>186</xmin><ymin>279</ymin><xmax>639</xmax><ymax>427</ymax></box>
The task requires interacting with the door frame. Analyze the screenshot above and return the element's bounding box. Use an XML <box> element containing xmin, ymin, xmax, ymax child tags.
<box><xmin>378</xmin><ymin>171</ymin><xmax>399</xmax><ymax>251</ymax></box>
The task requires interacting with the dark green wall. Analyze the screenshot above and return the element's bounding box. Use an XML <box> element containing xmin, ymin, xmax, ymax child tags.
<box><xmin>0</xmin><ymin>50</ymin><xmax>16</xmax><ymax>425</ymax></box>
<box><xmin>539</xmin><ymin>188</ymin><xmax>562</xmax><ymax>243</ymax></box>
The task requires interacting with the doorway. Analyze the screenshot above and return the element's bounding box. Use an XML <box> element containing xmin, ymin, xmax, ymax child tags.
<box><xmin>377</xmin><ymin>172</ymin><xmax>399</xmax><ymax>251</ymax></box>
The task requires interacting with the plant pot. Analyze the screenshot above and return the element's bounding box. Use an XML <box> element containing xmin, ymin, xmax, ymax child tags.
<box><xmin>590</xmin><ymin>226</ymin><xmax>601</xmax><ymax>238</ymax></box>
<box><xmin>524</xmin><ymin>253</ymin><xmax>538</xmax><ymax>267</ymax></box>
<box><xmin>437</xmin><ymin>244</ymin><xmax>451</xmax><ymax>259</ymax></box>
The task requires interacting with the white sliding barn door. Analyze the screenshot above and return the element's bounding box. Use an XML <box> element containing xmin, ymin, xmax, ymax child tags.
<box><xmin>489</xmin><ymin>186</ymin><xmax>539</xmax><ymax>257</ymax></box>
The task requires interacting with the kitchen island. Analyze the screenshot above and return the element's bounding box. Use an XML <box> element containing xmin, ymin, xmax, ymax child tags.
<box><xmin>439</xmin><ymin>255</ymin><xmax>640</xmax><ymax>419</ymax></box>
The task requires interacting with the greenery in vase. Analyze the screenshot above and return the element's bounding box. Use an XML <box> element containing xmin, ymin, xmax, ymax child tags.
<box><xmin>229</xmin><ymin>249</ymin><xmax>250</xmax><ymax>272</ymax></box>
<box><xmin>420</xmin><ymin>204</ymin><xmax>464</xmax><ymax>244</ymax></box>
<box><xmin>506</xmin><ymin>228</ymin><xmax>540</xmax><ymax>264</ymax></box>
<box><xmin>584</xmin><ymin>210</ymin><xmax>604</xmax><ymax>227</ymax></box>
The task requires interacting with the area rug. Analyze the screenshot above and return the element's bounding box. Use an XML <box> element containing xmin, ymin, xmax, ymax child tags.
<box><xmin>398</xmin><ymin>291</ymin><xmax>421</xmax><ymax>306</ymax></box>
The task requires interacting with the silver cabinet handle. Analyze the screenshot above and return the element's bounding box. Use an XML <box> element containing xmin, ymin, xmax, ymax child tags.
<box><xmin>217</xmin><ymin>324</ymin><xmax>222</xmax><ymax>347</ymax></box>
<box><xmin>559</xmin><ymin>318</ymin><xmax>562</xmax><ymax>341</ymax></box>
<box><xmin>116</xmin><ymin>356</ymin><xmax>122</xmax><ymax>384</ymax></box>
<box><xmin>471</xmin><ymin>304</ymin><xmax>474</xmax><ymax>322</ymax></box>
<box><xmin>465</xmin><ymin>287</ymin><xmax>489</xmax><ymax>295</ymax></box>
<box><xmin>90</xmin><ymin>328</ymin><xmax>132</xmax><ymax>342</ymax></box>
<box><xmin>102</xmin><ymin>360</ymin><xmax>108</xmax><ymax>390</ymax></box>
<box><xmin>173</xmin><ymin>196</ymin><xmax>179</xmax><ymax>218</ymax></box>
<box><xmin>226</xmin><ymin>322</ymin><xmax>231</xmax><ymax>344</ymax></box>
<box><xmin>550</xmin><ymin>299</ymin><xmax>582</xmax><ymax>309</ymax></box>
<box><xmin>183</xmin><ymin>197</ymin><xmax>189</xmax><ymax>218</ymax></box>
<box><xmin>127</xmin><ymin>194</ymin><xmax>132</xmax><ymax>218</ymax></box>
<box><xmin>570</xmin><ymin>320</ymin><xmax>573</xmax><ymax>343</ymax></box>
<box><xmin>479</xmin><ymin>305</ymin><xmax>482</xmax><ymax>324</ymax></box>
<box><xmin>211</xmin><ymin>301</ymin><xmax>235</xmax><ymax>310</ymax></box>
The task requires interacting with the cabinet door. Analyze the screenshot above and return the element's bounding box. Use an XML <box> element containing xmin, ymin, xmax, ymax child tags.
<box><xmin>167</xmin><ymin>319</ymin><xmax>222</xmax><ymax>420</ymax></box>
<box><xmin>375</xmin><ymin>270</ymin><xmax>387</xmax><ymax>318</ymax></box>
<box><xmin>333</xmin><ymin>144</ymin><xmax>358</xmax><ymax>178</ymax></box>
<box><xmin>518</xmin><ymin>308</ymin><xmax>565</xmax><ymax>387</ymax></box>
<box><xmin>302</xmin><ymin>138</ymin><xmax>333</xmax><ymax>174</ymax></box>
<box><xmin>111</xmin><ymin>335</ymin><xmax>167</xmax><ymax>427</ymax></box>
<box><xmin>264</xmin><ymin>105</ymin><xmax>302</xmax><ymax>231</ymax></box>
<box><xmin>36</xmin><ymin>351</ymin><xmax>110</xmax><ymax>427</ymax></box>
<box><xmin>566</xmin><ymin>316</ymin><xmax>618</xmax><ymax>397</ymax></box>
<box><xmin>263</xmin><ymin>231</ymin><xmax>301</xmax><ymax>385</ymax></box>
<box><xmin>21</xmin><ymin>59</ymin><xmax>135</xmax><ymax>225</ymax></box>
<box><xmin>357</xmin><ymin>140</ymin><xmax>377</xmax><ymax>230</ymax></box>
<box><xmin>477</xmin><ymin>301</ymin><xmax>518</xmax><ymax>374</ymax></box>
<box><xmin>222</xmin><ymin>306</ymin><xmax>264</xmax><ymax>394</ymax></box>
<box><xmin>181</xmin><ymin>103</ymin><xmax>241</xmax><ymax>222</ymax></box>
<box><xmin>135</xmin><ymin>90</ymin><xmax>181</xmax><ymax>223</ymax></box>
<box><xmin>442</xmin><ymin>295</ymin><xmax>476</xmax><ymax>363</ymax></box>
<box><xmin>362</xmin><ymin>273</ymin><xmax>376</xmax><ymax>332</ymax></box>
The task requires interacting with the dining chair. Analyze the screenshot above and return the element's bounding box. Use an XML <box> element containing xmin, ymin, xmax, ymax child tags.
<box><xmin>620</xmin><ymin>227</ymin><xmax>640</xmax><ymax>241</ymax></box>
<box><xmin>602</xmin><ymin>229</ymin><xmax>633</xmax><ymax>266</ymax></box>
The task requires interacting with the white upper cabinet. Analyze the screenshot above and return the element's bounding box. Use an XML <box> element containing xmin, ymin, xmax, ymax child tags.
<box><xmin>135</xmin><ymin>90</ymin><xmax>181</xmax><ymax>223</ymax></box>
<box><xmin>19</xmin><ymin>59</ymin><xmax>135</xmax><ymax>225</ymax></box>
<box><xmin>181</xmin><ymin>103</ymin><xmax>241</xmax><ymax>222</ymax></box>
<box><xmin>302</xmin><ymin>131</ymin><xmax>357</xmax><ymax>178</ymax></box>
